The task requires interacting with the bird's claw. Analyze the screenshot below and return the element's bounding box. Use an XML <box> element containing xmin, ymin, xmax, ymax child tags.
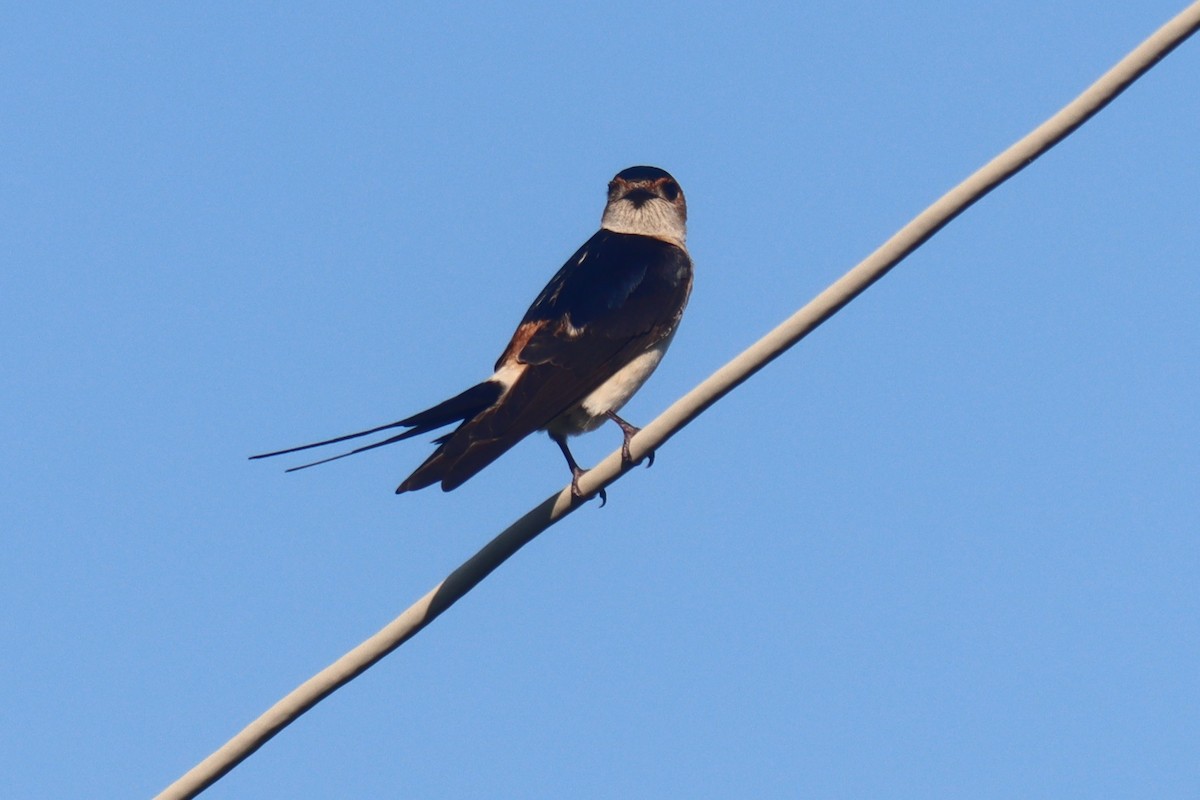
<box><xmin>570</xmin><ymin>467</ymin><xmax>607</xmax><ymax>507</ymax></box>
<box><xmin>609</xmin><ymin>411</ymin><xmax>651</xmax><ymax>469</ymax></box>
<box><xmin>620</xmin><ymin>437</ymin><xmax>654</xmax><ymax>469</ymax></box>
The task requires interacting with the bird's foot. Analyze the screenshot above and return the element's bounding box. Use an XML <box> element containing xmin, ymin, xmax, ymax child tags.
<box><xmin>606</xmin><ymin>411</ymin><xmax>653</xmax><ymax>468</ymax></box>
<box><xmin>622</xmin><ymin>440</ymin><xmax>655</xmax><ymax>469</ymax></box>
<box><xmin>555</xmin><ymin>433</ymin><xmax>605</xmax><ymax>507</ymax></box>
<box><xmin>570</xmin><ymin>467</ymin><xmax>606</xmax><ymax>507</ymax></box>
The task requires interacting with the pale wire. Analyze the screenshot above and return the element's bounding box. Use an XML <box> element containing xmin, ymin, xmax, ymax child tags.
<box><xmin>156</xmin><ymin>4</ymin><xmax>1200</xmax><ymax>797</ymax></box>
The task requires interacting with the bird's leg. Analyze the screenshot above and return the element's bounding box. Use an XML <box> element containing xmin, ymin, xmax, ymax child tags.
<box><xmin>605</xmin><ymin>411</ymin><xmax>654</xmax><ymax>468</ymax></box>
<box><xmin>552</xmin><ymin>433</ymin><xmax>606</xmax><ymax>506</ymax></box>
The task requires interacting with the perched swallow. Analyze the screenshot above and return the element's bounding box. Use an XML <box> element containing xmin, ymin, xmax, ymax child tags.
<box><xmin>251</xmin><ymin>166</ymin><xmax>693</xmax><ymax>501</ymax></box>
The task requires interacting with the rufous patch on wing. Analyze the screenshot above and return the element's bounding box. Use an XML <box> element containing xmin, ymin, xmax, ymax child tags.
<box><xmin>496</xmin><ymin>319</ymin><xmax>547</xmax><ymax>367</ymax></box>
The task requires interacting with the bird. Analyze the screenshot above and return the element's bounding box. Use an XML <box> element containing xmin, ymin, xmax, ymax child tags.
<box><xmin>251</xmin><ymin>165</ymin><xmax>693</xmax><ymax>502</ymax></box>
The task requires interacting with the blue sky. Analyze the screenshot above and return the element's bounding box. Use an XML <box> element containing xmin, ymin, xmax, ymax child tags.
<box><xmin>3</xmin><ymin>3</ymin><xmax>1198</xmax><ymax>797</ymax></box>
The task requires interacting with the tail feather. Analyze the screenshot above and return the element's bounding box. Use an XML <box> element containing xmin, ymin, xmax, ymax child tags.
<box><xmin>396</xmin><ymin>357</ymin><xmax>613</xmax><ymax>493</ymax></box>
<box><xmin>249</xmin><ymin>419</ymin><xmax>412</xmax><ymax>460</ymax></box>
<box><xmin>251</xmin><ymin>380</ymin><xmax>504</xmax><ymax>471</ymax></box>
<box><xmin>398</xmin><ymin>381</ymin><xmax>504</xmax><ymax>429</ymax></box>
<box><xmin>395</xmin><ymin>427</ymin><xmax>527</xmax><ymax>494</ymax></box>
<box><xmin>395</xmin><ymin>372</ymin><xmax>551</xmax><ymax>493</ymax></box>
<box><xmin>282</xmin><ymin>429</ymin><xmax>424</xmax><ymax>473</ymax></box>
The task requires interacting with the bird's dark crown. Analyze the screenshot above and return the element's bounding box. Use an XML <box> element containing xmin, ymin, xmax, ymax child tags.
<box><xmin>613</xmin><ymin>165</ymin><xmax>675</xmax><ymax>183</ymax></box>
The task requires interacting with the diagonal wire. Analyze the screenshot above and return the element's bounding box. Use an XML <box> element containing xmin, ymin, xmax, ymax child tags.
<box><xmin>156</xmin><ymin>4</ymin><xmax>1200</xmax><ymax>797</ymax></box>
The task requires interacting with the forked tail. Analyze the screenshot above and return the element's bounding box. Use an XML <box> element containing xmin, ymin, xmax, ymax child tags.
<box><xmin>250</xmin><ymin>381</ymin><xmax>504</xmax><ymax>472</ymax></box>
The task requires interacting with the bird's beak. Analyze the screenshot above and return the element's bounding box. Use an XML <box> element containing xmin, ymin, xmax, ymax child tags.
<box><xmin>622</xmin><ymin>187</ymin><xmax>656</xmax><ymax>208</ymax></box>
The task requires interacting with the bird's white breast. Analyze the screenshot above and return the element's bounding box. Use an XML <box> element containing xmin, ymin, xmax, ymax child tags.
<box><xmin>546</xmin><ymin>332</ymin><xmax>676</xmax><ymax>436</ymax></box>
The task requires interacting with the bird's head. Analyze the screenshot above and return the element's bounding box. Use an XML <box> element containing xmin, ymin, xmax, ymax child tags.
<box><xmin>600</xmin><ymin>166</ymin><xmax>687</xmax><ymax>247</ymax></box>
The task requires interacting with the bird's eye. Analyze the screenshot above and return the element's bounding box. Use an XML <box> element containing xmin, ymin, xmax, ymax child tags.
<box><xmin>660</xmin><ymin>181</ymin><xmax>680</xmax><ymax>201</ymax></box>
<box><xmin>607</xmin><ymin>180</ymin><xmax>621</xmax><ymax>198</ymax></box>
